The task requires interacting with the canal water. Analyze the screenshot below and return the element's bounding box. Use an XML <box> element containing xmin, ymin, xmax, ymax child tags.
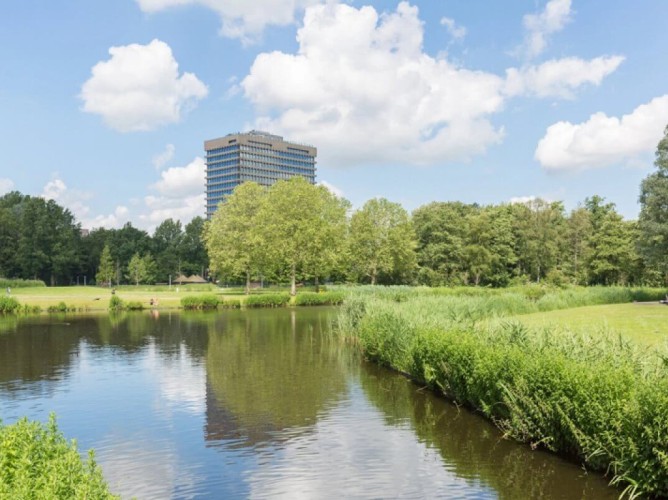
<box><xmin>0</xmin><ymin>308</ymin><xmax>616</xmax><ymax>499</ymax></box>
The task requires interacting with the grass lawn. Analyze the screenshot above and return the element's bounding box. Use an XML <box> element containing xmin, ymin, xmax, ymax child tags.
<box><xmin>9</xmin><ymin>285</ymin><xmax>225</xmax><ymax>311</ymax></box>
<box><xmin>504</xmin><ymin>302</ymin><xmax>668</xmax><ymax>346</ymax></box>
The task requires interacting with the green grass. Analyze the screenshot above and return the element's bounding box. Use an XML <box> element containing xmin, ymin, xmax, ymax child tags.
<box><xmin>501</xmin><ymin>302</ymin><xmax>668</xmax><ymax>346</ymax></box>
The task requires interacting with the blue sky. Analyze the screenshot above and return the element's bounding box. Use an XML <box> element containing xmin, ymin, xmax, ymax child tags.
<box><xmin>1</xmin><ymin>0</ymin><xmax>667</xmax><ymax>230</ymax></box>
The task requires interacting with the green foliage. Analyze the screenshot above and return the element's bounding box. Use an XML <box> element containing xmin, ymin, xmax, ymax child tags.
<box><xmin>180</xmin><ymin>294</ymin><xmax>220</xmax><ymax>310</ymax></box>
<box><xmin>294</xmin><ymin>291</ymin><xmax>345</xmax><ymax>306</ymax></box>
<box><xmin>334</xmin><ymin>290</ymin><xmax>668</xmax><ymax>497</ymax></box>
<box><xmin>244</xmin><ymin>293</ymin><xmax>290</xmax><ymax>308</ymax></box>
<box><xmin>126</xmin><ymin>252</ymin><xmax>156</xmax><ymax>285</ymax></box>
<box><xmin>96</xmin><ymin>244</ymin><xmax>115</xmax><ymax>286</ymax></box>
<box><xmin>108</xmin><ymin>295</ymin><xmax>123</xmax><ymax>311</ymax></box>
<box><xmin>124</xmin><ymin>301</ymin><xmax>144</xmax><ymax>311</ymax></box>
<box><xmin>0</xmin><ymin>278</ymin><xmax>46</xmax><ymax>288</ymax></box>
<box><xmin>0</xmin><ymin>414</ymin><xmax>118</xmax><ymax>498</ymax></box>
<box><xmin>349</xmin><ymin>198</ymin><xmax>417</xmax><ymax>285</ymax></box>
<box><xmin>47</xmin><ymin>301</ymin><xmax>72</xmax><ymax>313</ymax></box>
<box><xmin>0</xmin><ymin>296</ymin><xmax>21</xmax><ymax>314</ymax></box>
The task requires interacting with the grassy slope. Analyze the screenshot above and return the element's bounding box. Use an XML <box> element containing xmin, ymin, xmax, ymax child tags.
<box><xmin>504</xmin><ymin>302</ymin><xmax>668</xmax><ymax>346</ymax></box>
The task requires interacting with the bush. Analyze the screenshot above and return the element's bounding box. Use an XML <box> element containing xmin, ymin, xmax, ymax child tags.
<box><xmin>294</xmin><ymin>291</ymin><xmax>345</xmax><ymax>306</ymax></box>
<box><xmin>0</xmin><ymin>414</ymin><xmax>117</xmax><ymax>498</ymax></box>
<box><xmin>0</xmin><ymin>296</ymin><xmax>21</xmax><ymax>314</ymax></box>
<box><xmin>125</xmin><ymin>301</ymin><xmax>144</xmax><ymax>311</ymax></box>
<box><xmin>245</xmin><ymin>293</ymin><xmax>290</xmax><ymax>308</ymax></box>
<box><xmin>108</xmin><ymin>295</ymin><xmax>123</xmax><ymax>312</ymax></box>
<box><xmin>47</xmin><ymin>301</ymin><xmax>71</xmax><ymax>313</ymax></box>
<box><xmin>220</xmin><ymin>299</ymin><xmax>241</xmax><ymax>309</ymax></box>
<box><xmin>0</xmin><ymin>278</ymin><xmax>46</xmax><ymax>289</ymax></box>
<box><xmin>180</xmin><ymin>294</ymin><xmax>220</xmax><ymax>310</ymax></box>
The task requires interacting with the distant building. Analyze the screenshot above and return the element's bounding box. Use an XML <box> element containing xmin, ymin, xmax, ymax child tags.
<box><xmin>204</xmin><ymin>130</ymin><xmax>317</xmax><ymax>218</ymax></box>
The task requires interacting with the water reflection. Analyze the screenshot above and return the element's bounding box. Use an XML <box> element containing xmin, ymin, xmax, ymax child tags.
<box><xmin>0</xmin><ymin>310</ymin><xmax>618</xmax><ymax>499</ymax></box>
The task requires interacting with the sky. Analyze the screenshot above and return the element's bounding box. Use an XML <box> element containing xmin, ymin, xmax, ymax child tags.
<box><xmin>1</xmin><ymin>0</ymin><xmax>668</xmax><ymax>231</ymax></box>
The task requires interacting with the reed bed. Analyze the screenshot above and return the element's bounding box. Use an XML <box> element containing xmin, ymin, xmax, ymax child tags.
<box><xmin>334</xmin><ymin>288</ymin><xmax>668</xmax><ymax>498</ymax></box>
<box><xmin>180</xmin><ymin>294</ymin><xmax>220</xmax><ymax>310</ymax></box>
<box><xmin>294</xmin><ymin>291</ymin><xmax>345</xmax><ymax>306</ymax></box>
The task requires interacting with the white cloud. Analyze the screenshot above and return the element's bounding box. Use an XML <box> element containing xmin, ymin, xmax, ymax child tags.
<box><xmin>243</xmin><ymin>2</ymin><xmax>506</xmax><ymax>167</ymax></box>
<box><xmin>318</xmin><ymin>180</ymin><xmax>344</xmax><ymax>198</ymax></box>
<box><xmin>510</xmin><ymin>195</ymin><xmax>538</xmax><ymax>205</ymax></box>
<box><xmin>81</xmin><ymin>39</ymin><xmax>208</xmax><ymax>132</ymax></box>
<box><xmin>0</xmin><ymin>178</ymin><xmax>15</xmax><ymax>195</ymax></box>
<box><xmin>152</xmin><ymin>144</ymin><xmax>175</xmax><ymax>170</ymax></box>
<box><xmin>241</xmin><ymin>2</ymin><xmax>619</xmax><ymax>168</ymax></box>
<box><xmin>135</xmin><ymin>0</ymin><xmax>319</xmax><ymax>44</ymax></box>
<box><xmin>535</xmin><ymin>95</ymin><xmax>668</xmax><ymax>171</ymax></box>
<box><xmin>504</xmin><ymin>56</ymin><xmax>625</xmax><ymax>99</ymax></box>
<box><xmin>140</xmin><ymin>157</ymin><xmax>206</xmax><ymax>226</ymax></box>
<box><xmin>519</xmin><ymin>0</ymin><xmax>572</xmax><ymax>59</ymax></box>
<box><xmin>41</xmin><ymin>177</ymin><xmax>93</xmax><ymax>220</ymax></box>
<box><xmin>84</xmin><ymin>206</ymin><xmax>131</xmax><ymax>230</ymax></box>
<box><xmin>440</xmin><ymin>17</ymin><xmax>466</xmax><ymax>40</ymax></box>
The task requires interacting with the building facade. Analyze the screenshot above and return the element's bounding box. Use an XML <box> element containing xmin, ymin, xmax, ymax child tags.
<box><xmin>205</xmin><ymin>130</ymin><xmax>317</xmax><ymax>218</ymax></box>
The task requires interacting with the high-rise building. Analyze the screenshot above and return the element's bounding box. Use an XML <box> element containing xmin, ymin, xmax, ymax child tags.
<box><xmin>205</xmin><ymin>130</ymin><xmax>317</xmax><ymax>218</ymax></box>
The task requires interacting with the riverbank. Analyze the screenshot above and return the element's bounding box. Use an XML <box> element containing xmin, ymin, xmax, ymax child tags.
<box><xmin>4</xmin><ymin>285</ymin><xmax>343</xmax><ymax>312</ymax></box>
<box><xmin>334</xmin><ymin>286</ymin><xmax>668</xmax><ymax>498</ymax></box>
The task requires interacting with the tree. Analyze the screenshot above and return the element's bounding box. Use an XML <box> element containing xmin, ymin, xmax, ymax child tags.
<box><xmin>258</xmin><ymin>177</ymin><xmax>349</xmax><ymax>295</ymax></box>
<box><xmin>511</xmin><ymin>199</ymin><xmax>565</xmax><ymax>282</ymax></box>
<box><xmin>639</xmin><ymin>124</ymin><xmax>668</xmax><ymax>281</ymax></box>
<box><xmin>588</xmin><ymin>212</ymin><xmax>636</xmax><ymax>285</ymax></box>
<box><xmin>126</xmin><ymin>252</ymin><xmax>156</xmax><ymax>285</ymax></box>
<box><xmin>96</xmin><ymin>245</ymin><xmax>114</xmax><ymax>286</ymax></box>
<box><xmin>179</xmin><ymin>217</ymin><xmax>208</xmax><ymax>277</ymax></box>
<box><xmin>349</xmin><ymin>198</ymin><xmax>417</xmax><ymax>285</ymax></box>
<box><xmin>565</xmin><ymin>207</ymin><xmax>593</xmax><ymax>284</ymax></box>
<box><xmin>204</xmin><ymin>182</ymin><xmax>266</xmax><ymax>294</ymax></box>
<box><xmin>413</xmin><ymin>202</ymin><xmax>474</xmax><ymax>286</ymax></box>
<box><xmin>153</xmin><ymin>219</ymin><xmax>183</xmax><ymax>282</ymax></box>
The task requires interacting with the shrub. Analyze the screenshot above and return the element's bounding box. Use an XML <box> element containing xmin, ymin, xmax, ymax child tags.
<box><xmin>47</xmin><ymin>301</ymin><xmax>74</xmax><ymax>313</ymax></box>
<box><xmin>220</xmin><ymin>299</ymin><xmax>241</xmax><ymax>309</ymax></box>
<box><xmin>0</xmin><ymin>414</ymin><xmax>117</xmax><ymax>498</ymax></box>
<box><xmin>0</xmin><ymin>278</ymin><xmax>46</xmax><ymax>289</ymax></box>
<box><xmin>294</xmin><ymin>291</ymin><xmax>345</xmax><ymax>306</ymax></box>
<box><xmin>181</xmin><ymin>294</ymin><xmax>220</xmax><ymax>310</ymax></box>
<box><xmin>245</xmin><ymin>293</ymin><xmax>290</xmax><ymax>308</ymax></box>
<box><xmin>125</xmin><ymin>301</ymin><xmax>144</xmax><ymax>311</ymax></box>
<box><xmin>0</xmin><ymin>296</ymin><xmax>21</xmax><ymax>314</ymax></box>
<box><xmin>108</xmin><ymin>295</ymin><xmax>124</xmax><ymax>312</ymax></box>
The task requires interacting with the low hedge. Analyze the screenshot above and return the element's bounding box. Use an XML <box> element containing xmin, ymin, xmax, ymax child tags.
<box><xmin>245</xmin><ymin>293</ymin><xmax>290</xmax><ymax>308</ymax></box>
<box><xmin>294</xmin><ymin>291</ymin><xmax>345</xmax><ymax>306</ymax></box>
<box><xmin>181</xmin><ymin>294</ymin><xmax>220</xmax><ymax>310</ymax></box>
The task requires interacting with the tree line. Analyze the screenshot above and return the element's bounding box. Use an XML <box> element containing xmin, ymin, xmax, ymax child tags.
<box><xmin>0</xmin><ymin>191</ymin><xmax>208</xmax><ymax>286</ymax></box>
<box><xmin>206</xmin><ymin>125</ymin><xmax>668</xmax><ymax>291</ymax></box>
<box><xmin>2</xmin><ymin>125</ymin><xmax>667</xmax><ymax>289</ymax></box>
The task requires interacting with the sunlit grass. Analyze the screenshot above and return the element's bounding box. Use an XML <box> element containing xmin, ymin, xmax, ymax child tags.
<box><xmin>501</xmin><ymin>302</ymin><xmax>668</xmax><ymax>346</ymax></box>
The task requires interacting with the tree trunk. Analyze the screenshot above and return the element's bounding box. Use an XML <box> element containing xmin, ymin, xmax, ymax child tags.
<box><xmin>315</xmin><ymin>275</ymin><xmax>320</xmax><ymax>293</ymax></box>
<box><xmin>245</xmin><ymin>270</ymin><xmax>251</xmax><ymax>295</ymax></box>
<box><xmin>290</xmin><ymin>265</ymin><xmax>297</xmax><ymax>296</ymax></box>
<box><xmin>371</xmin><ymin>266</ymin><xmax>377</xmax><ymax>286</ymax></box>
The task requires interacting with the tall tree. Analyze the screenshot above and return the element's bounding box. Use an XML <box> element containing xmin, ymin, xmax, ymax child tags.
<box><xmin>349</xmin><ymin>198</ymin><xmax>417</xmax><ymax>285</ymax></box>
<box><xmin>258</xmin><ymin>177</ymin><xmax>349</xmax><ymax>295</ymax></box>
<box><xmin>179</xmin><ymin>217</ymin><xmax>208</xmax><ymax>277</ymax></box>
<box><xmin>96</xmin><ymin>244</ymin><xmax>114</xmax><ymax>286</ymax></box>
<box><xmin>639</xmin><ymin>124</ymin><xmax>668</xmax><ymax>281</ymax></box>
<box><xmin>153</xmin><ymin>218</ymin><xmax>183</xmax><ymax>281</ymax></box>
<box><xmin>413</xmin><ymin>202</ymin><xmax>475</xmax><ymax>286</ymax></box>
<box><xmin>204</xmin><ymin>182</ymin><xmax>266</xmax><ymax>294</ymax></box>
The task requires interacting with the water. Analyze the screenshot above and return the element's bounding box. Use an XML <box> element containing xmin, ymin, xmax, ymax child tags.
<box><xmin>0</xmin><ymin>309</ymin><xmax>617</xmax><ymax>499</ymax></box>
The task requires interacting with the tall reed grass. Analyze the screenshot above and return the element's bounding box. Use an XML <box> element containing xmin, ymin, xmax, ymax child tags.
<box><xmin>334</xmin><ymin>289</ymin><xmax>668</xmax><ymax>498</ymax></box>
<box><xmin>0</xmin><ymin>278</ymin><xmax>46</xmax><ymax>289</ymax></box>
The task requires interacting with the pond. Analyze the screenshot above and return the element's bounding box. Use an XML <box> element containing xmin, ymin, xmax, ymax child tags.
<box><xmin>0</xmin><ymin>308</ymin><xmax>616</xmax><ymax>499</ymax></box>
